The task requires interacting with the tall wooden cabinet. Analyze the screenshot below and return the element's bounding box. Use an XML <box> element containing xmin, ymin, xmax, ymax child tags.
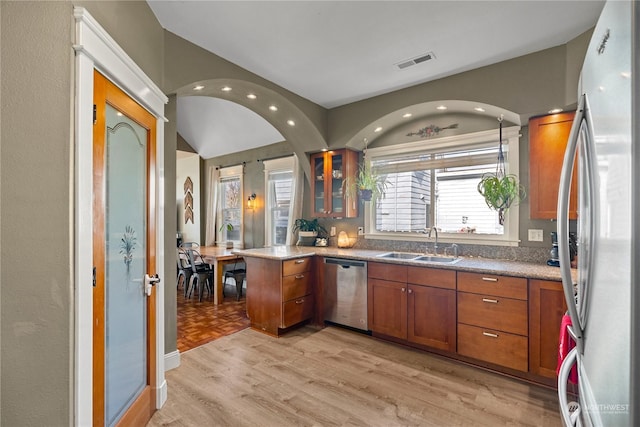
<box><xmin>529</xmin><ymin>279</ymin><xmax>567</xmax><ymax>385</ymax></box>
<box><xmin>529</xmin><ymin>111</ymin><xmax>577</xmax><ymax>219</ymax></box>
<box><xmin>310</xmin><ymin>149</ymin><xmax>358</xmax><ymax>218</ymax></box>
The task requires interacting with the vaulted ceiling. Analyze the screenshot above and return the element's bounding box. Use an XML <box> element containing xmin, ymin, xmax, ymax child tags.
<box><xmin>147</xmin><ymin>1</ymin><xmax>605</xmax><ymax>158</ymax></box>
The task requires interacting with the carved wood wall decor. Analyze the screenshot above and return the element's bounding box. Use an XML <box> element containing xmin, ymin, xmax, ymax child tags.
<box><xmin>184</xmin><ymin>176</ymin><xmax>194</xmax><ymax>224</ymax></box>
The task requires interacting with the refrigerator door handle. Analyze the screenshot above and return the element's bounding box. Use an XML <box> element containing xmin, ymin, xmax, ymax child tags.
<box><xmin>557</xmin><ymin>347</ymin><xmax>581</xmax><ymax>427</ymax></box>
<box><xmin>557</xmin><ymin>93</ymin><xmax>594</xmax><ymax>354</ymax></box>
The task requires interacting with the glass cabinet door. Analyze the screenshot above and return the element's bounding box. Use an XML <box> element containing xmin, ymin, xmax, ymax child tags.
<box><xmin>330</xmin><ymin>152</ymin><xmax>344</xmax><ymax>215</ymax></box>
<box><xmin>313</xmin><ymin>154</ymin><xmax>325</xmax><ymax>215</ymax></box>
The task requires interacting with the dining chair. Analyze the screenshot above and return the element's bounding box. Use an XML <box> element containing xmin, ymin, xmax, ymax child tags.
<box><xmin>223</xmin><ymin>258</ymin><xmax>246</xmax><ymax>301</ymax></box>
<box><xmin>185</xmin><ymin>248</ymin><xmax>213</xmax><ymax>301</ymax></box>
<box><xmin>176</xmin><ymin>248</ymin><xmax>192</xmax><ymax>296</ymax></box>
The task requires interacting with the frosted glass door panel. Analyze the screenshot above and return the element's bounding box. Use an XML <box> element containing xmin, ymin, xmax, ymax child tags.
<box><xmin>105</xmin><ymin>104</ymin><xmax>148</xmax><ymax>427</ymax></box>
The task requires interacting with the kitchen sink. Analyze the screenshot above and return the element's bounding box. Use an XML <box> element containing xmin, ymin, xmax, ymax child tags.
<box><xmin>414</xmin><ymin>255</ymin><xmax>460</xmax><ymax>264</ymax></box>
<box><xmin>376</xmin><ymin>252</ymin><xmax>422</xmax><ymax>260</ymax></box>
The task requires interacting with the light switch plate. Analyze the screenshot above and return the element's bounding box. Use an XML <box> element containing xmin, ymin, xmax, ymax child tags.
<box><xmin>528</xmin><ymin>229</ymin><xmax>544</xmax><ymax>242</ymax></box>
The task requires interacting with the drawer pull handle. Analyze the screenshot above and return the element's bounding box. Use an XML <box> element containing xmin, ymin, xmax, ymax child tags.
<box><xmin>295</xmin><ymin>274</ymin><xmax>305</xmax><ymax>279</ymax></box>
<box><xmin>482</xmin><ymin>298</ymin><xmax>499</xmax><ymax>304</ymax></box>
<box><xmin>483</xmin><ymin>332</ymin><xmax>499</xmax><ymax>338</ymax></box>
<box><xmin>482</xmin><ymin>277</ymin><xmax>498</xmax><ymax>282</ymax></box>
<box><xmin>295</xmin><ymin>299</ymin><xmax>305</xmax><ymax>304</ymax></box>
<box><xmin>294</xmin><ymin>260</ymin><xmax>305</xmax><ymax>264</ymax></box>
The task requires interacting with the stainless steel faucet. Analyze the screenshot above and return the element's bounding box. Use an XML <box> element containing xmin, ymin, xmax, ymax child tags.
<box><xmin>426</xmin><ymin>226</ymin><xmax>438</xmax><ymax>255</ymax></box>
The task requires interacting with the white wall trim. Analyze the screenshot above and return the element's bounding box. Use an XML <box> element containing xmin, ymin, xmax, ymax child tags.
<box><xmin>73</xmin><ymin>7</ymin><xmax>167</xmax><ymax>426</ymax></box>
<box><xmin>164</xmin><ymin>350</ymin><xmax>181</xmax><ymax>371</ymax></box>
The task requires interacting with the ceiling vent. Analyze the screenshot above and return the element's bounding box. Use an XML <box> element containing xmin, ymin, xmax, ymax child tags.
<box><xmin>395</xmin><ymin>52</ymin><xmax>436</xmax><ymax>70</ymax></box>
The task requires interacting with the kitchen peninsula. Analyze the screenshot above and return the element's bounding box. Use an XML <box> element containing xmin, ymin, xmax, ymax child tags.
<box><xmin>234</xmin><ymin>245</ymin><xmax>573</xmax><ymax>388</ymax></box>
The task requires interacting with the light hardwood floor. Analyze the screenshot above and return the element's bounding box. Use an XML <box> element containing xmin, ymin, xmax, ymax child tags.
<box><xmin>149</xmin><ymin>326</ymin><xmax>561</xmax><ymax>426</ymax></box>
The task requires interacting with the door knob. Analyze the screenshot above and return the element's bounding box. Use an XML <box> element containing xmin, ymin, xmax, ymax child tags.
<box><xmin>144</xmin><ymin>274</ymin><xmax>161</xmax><ymax>296</ymax></box>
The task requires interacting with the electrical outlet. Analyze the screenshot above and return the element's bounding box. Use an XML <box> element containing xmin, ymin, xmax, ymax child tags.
<box><xmin>357</xmin><ymin>227</ymin><xmax>364</xmax><ymax>235</ymax></box>
<box><xmin>528</xmin><ymin>229</ymin><xmax>544</xmax><ymax>242</ymax></box>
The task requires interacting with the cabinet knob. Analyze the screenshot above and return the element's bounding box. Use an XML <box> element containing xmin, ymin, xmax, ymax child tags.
<box><xmin>408</xmin><ymin>289</ymin><xmax>413</xmax><ymax>294</ymax></box>
<box><xmin>401</xmin><ymin>287</ymin><xmax>406</xmax><ymax>292</ymax></box>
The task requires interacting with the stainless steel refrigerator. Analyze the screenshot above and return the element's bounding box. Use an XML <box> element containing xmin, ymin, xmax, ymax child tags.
<box><xmin>557</xmin><ymin>1</ymin><xmax>638</xmax><ymax>426</ymax></box>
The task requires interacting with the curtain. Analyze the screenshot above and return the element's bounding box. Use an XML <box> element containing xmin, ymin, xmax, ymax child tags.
<box><xmin>286</xmin><ymin>154</ymin><xmax>304</xmax><ymax>245</ymax></box>
<box><xmin>204</xmin><ymin>166</ymin><xmax>220</xmax><ymax>246</ymax></box>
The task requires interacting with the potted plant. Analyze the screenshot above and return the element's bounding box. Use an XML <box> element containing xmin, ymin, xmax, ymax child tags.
<box><xmin>292</xmin><ymin>218</ymin><xmax>327</xmax><ymax>246</ymax></box>
<box><xmin>219</xmin><ymin>222</ymin><xmax>235</xmax><ymax>249</ymax></box>
<box><xmin>345</xmin><ymin>161</ymin><xmax>389</xmax><ymax>202</ymax></box>
<box><xmin>477</xmin><ymin>173</ymin><xmax>525</xmax><ymax>225</ymax></box>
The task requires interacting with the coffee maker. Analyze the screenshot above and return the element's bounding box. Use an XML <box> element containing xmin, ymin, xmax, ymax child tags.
<box><xmin>548</xmin><ymin>231</ymin><xmax>577</xmax><ymax>267</ymax></box>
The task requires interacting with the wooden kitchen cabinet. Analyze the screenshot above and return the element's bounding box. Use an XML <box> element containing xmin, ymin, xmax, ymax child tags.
<box><xmin>457</xmin><ymin>272</ymin><xmax>528</xmax><ymax>372</ymax></box>
<box><xmin>368</xmin><ymin>262</ymin><xmax>457</xmax><ymax>352</ymax></box>
<box><xmin>246</xmin><ymin>256</ymin><xmax>314</xmax><ymax>336</ymax></box>
<box><xmin>310</xmin><ymin>149</ymin><xmax>358</xmax><ymax>218</ymax></box>
<box><xmin>529</xmin><ymin>111</ymin><xmax>578</xmax><ymax>219</ymax></box>
<box><xmin>367</xmin><ymin>263</ymin><xmax>407</xmax><ymax>339</ymax></box>
<box><xmin>529</xmin><ymin>279</ymin><xmax>567</xmax><ymax>384</ymax></box>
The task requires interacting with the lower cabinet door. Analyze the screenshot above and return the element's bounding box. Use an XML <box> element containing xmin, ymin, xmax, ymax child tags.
<box><xmin>282</xmin><ymin>294</ymin><xmax>314</xmax><ymax>328</ymax></box>
<box><xmin>367</xmin><ymin>278</ymin><xmax>407</xmax><ymax>339</ymax></box>
<box><xmin>457</xmin><ymin>323</ymin><xmax>528</xmax><ymax>371</ymax></box>
<box><xmin>408</xmin><ymin>284</ymin><xmax>456</xmax><ymax>352</ymax></box>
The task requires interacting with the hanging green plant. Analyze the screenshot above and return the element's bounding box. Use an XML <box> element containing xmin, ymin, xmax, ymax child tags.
<box><xmin>344</xmin><ymin>141</ymin><xmax>390</xmax><ymax>203</ymax></box>
<box><xmin>477</xmin><ymin>116</ymin><xmax>525</xmax><ymax>225</ymax></box>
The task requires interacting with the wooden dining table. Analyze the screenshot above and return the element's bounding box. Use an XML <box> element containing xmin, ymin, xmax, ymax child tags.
<box><xmin>198</xmin><ymin>246</ymin><xmax>244</xmax><ymax>305</ymax></box>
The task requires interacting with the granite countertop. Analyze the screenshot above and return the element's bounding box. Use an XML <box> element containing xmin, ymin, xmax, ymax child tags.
<box><xmin>232</xmin><ymin>246</ymin><xmax>575</xmax><ymax>282</ymax></box>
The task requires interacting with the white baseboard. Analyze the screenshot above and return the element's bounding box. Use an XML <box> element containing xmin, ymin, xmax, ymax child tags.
<box><xmin>164</xmin><ymin>350</ymin><xmax>181</xmax><ymax>371</ymax></box>
<box><xmin>156</xmin><ymin>379</ymin><xmax>167</xmax><ymax>408</ymax></box>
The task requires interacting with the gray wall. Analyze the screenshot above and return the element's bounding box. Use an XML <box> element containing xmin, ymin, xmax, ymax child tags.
<box><xmin>0</xmin><ymin>1</ymin><xmax>165</xmax><ymax>425</ymax></box>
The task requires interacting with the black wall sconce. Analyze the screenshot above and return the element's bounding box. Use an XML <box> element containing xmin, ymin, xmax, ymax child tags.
<box><xmin>247</xmin><ymin>193</ymin><xmax>257</xmax><ymax>209</ymax></box>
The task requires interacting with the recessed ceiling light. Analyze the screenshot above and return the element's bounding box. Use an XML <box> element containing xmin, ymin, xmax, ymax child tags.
<box><xmin>247</xmin><ymin>93</ymin><xmax>257</xmax><ymax>99</ymax></box>
<box><xmin>474</xmin><ymin>107</ymin><xmax>485</xmax><ymax>112</ymax></box>
<box><xmin>287</xmin><ymin>120</ymin><xmax>295</xmax><ymax>126</ymax></box>
<box><xmin>402</xmin><ymin>113</ymin><xmax>412</xmax><ymax>118</ymax></box>
<box><xmin>436</xmin><ymin>105</ymin><xmax>447</xmax><ymax>110</ymax></box>
<box><xmin>548</xmin><ymin>108</ymin><xmax>563</xmax><ymax>114</ymax></box>
<box><xmin>269</xmin><ymin>105</ymin><xmax>278</xmax><ymax>112</ymax></box>
<box><xmin>321</xmin><ymin>148</ymin><xmax>328</xmax><ymax>152</ymax></box>
<box><xmin>192</xmin><ymin>85</ymin><xmax>204</xmax><ymax>91</ymax></box>
<box><xmin>374</xmin><ymin>127</ymin><xmax>383</xmax><ymax>133</ymax></box>
<box><xmin>221</xmin><ymin>86</ymin><xmax>232</xmax><ymax>92</ymax></box>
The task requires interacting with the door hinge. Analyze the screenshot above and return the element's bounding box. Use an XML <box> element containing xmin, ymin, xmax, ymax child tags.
<box><xmin>93</xmin><ymin>104</ymin><xmax>97</xmax><ymax>124</ymax></box>
<box><xmin>93</xmin><ymin>266</ymin><xmax>96</xmax><ymax>287</ymax></box>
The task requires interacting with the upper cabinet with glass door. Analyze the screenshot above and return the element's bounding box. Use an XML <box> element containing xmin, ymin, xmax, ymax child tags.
<box><xmin>310</xmin><ymin>149</ymin><xmax>358</xmax><ymax>218</ymax></box>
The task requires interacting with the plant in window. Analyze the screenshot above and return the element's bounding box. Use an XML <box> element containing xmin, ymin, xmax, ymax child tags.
<box><xmin>477</xmin><ymin>117</ymin><xmax>525</xmax><ymax>225</ymax></box>
<box><xmin>345</xmin><ymin>161</ymin><xmax>389</xmax><ymax>202</ymax></box>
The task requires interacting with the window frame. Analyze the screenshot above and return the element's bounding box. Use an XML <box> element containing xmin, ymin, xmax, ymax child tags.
<box><xmin>263</xmin><ymin>156</ymin><xmax>295</xmax><ymax>247</ymax></box>
<box><xmin>216</xmin><ymin>164</ymin><xmax>244</xmax><ymax>248</ymax></box>
<box><xmin>364</xmin><ymin>126</ymin><xmax>521</xmax><ymax>246</ymax></box>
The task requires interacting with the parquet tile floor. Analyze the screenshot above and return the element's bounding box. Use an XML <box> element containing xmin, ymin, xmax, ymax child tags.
<box><xmin>177</xmin><ymin>282</ymin><xmax>250</xmax><ymax>353</ymax></box>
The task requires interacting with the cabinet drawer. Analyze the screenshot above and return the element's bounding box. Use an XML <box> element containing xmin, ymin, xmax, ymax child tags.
<box><xmin>458</xmin><ymin>292</ymin><xmax>528</xmax><ymax>336</ymax></box>
<box><xmin>282</xmin><ymin>272</ymin><xmax>312</xmax><ymax>301</ymax></box>
<box><xmin>282</xmin><ymin>294</ymin><xmax>314</xmax><ymax>328</ymax></box>
<box><xmin>457</xmin><ymin>272</ymin><xmax>527</xmax><ymax>300</ymax></box>
<box><xmin>368</xmin><ymin>262</ymin><xmax>407</xmax><ymax>282</ymax></box>
<box><xmin>282</xmin><ymin>257</ymin><xmax>311</xmax><ymax>276</ymax></box>
<box><xmin>457</xmin><ymin>323</ymin><xmax>528</xmax><ymax>372</ymax></box>
<box><xmin>407</xmin><ymin>266</ymin><xmax>456</xmax><ymax>290</ymax></box>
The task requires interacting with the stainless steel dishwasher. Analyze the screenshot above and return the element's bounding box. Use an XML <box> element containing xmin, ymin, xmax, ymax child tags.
<box><xmin>323</xmin><ymin>258</ymin><xmax>368</xmax><ymax>332</ymax></box>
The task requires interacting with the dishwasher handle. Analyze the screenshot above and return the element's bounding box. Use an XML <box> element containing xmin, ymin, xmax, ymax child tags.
<box><xmin>324</xmin><ymin>258</ymin><xmax>366</xmax><ymax>269</ymax></box>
